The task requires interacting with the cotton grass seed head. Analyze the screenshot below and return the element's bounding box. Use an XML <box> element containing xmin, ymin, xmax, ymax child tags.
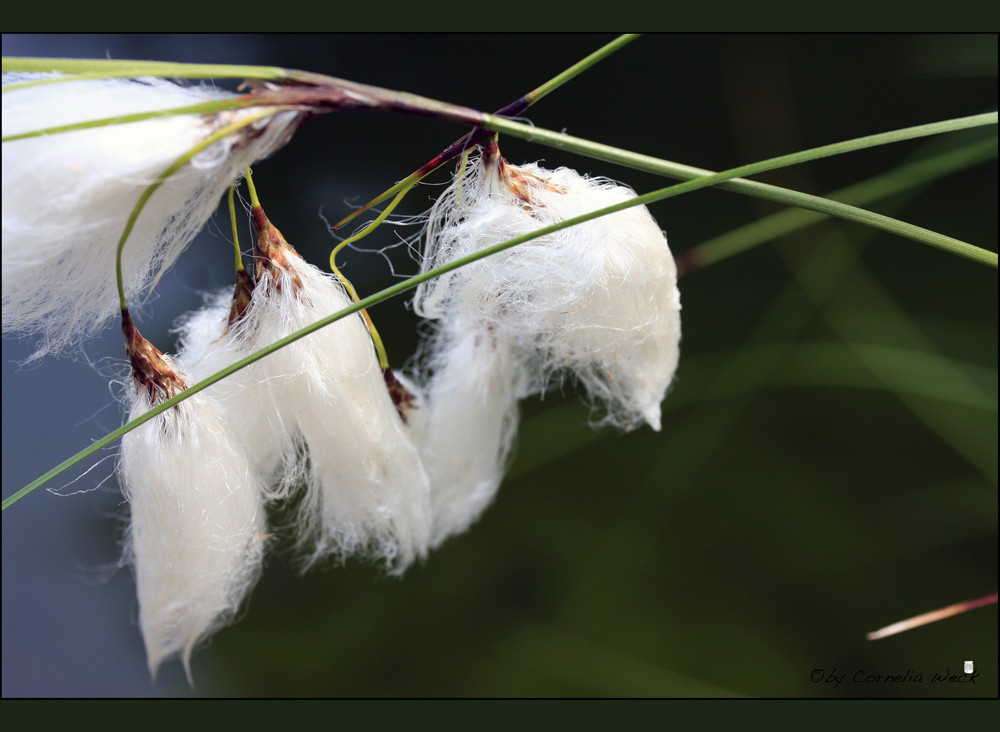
<box><xmin>1</xmin><ymin>73</ymin><xmax>303</xmax><ymax>360</ymax></box>
<box><xmin>415</xmin><ymin>141</ymin><xmax>681</xmax><ymax>430</ymax></box>
<box><xmin>249</xmin><ymin>206</ymin><xmax>432</xmax><ymax>571</ymax></box>
<box><xmin>177</xmin><ymin>203</ymin><xmax>434</xmax><ymax>573</ymax></box>
<box><xmin>172</xmin><ymin>285</ymin><xmax>292</xmax><ymax>480</ymax></box>
<box><xmin>118</xmin><ymin>312</ymin><xmax>267</xmax><ymax>682</ymax></box>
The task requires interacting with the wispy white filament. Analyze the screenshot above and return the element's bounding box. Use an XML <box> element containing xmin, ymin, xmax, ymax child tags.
<box><xmin>118</xmin><ymin>359</ymin><xmax>267</xmax><ymax>681</ymax></box>
<box><xmin>1</xmin><ymin>73</ymin><xmax>303</xmax><ymax>360</ymax></box>
<box><xmin>415</xmin><ymin>148</ymin><xmax>682</xmax><ymax>430</ymax></box>
<box><xmin>177</xmin><ymin>242</ymin><xmax>432</xmax><ymax>573</ymax></box>
<box><xmin>416</xmin><ymin>322</ymin><xmax>521</xmax><ymax>546</ymax></box>
<box><xmin>173</xmin><ymin>288</ymin><xmax>290</xmax><ymax>479</ymax></box>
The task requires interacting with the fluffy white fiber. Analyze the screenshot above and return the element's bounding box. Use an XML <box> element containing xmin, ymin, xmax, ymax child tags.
<box><xmin>118</xmin><ymin>358</ymin><xmax>267</xmax><ymax>681</ymax></box>
<box><xmin>177</xmin><ymin>214</ymin><xmax>432</xmax><ymax>573</ymax></box>
<box><xmin>415</xmin><ymin>322</ymin><xmax>522</xmax><ymax>547</ymax></box>
<box><xmin>415</xmin><ymin>146</ymin><xmax>682</xmax><ymax>431</ymax></box>
<box><xmin>172</xmin><ymin>286</ymin><xmax>292</xmax><ymax>480</ymax></box>
<box><xmin>1</xmin><ymin>73</ymin><xmax>303</xmax><ymax>360</ymax></box>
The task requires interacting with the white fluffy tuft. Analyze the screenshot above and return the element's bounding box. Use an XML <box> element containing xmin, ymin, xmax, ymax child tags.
<box><xmin>249</xmin><ymin>254</ymin><xmax>432</xmax><ymax>571</ymax></box>
<box><xmin>173</xmin><ymin>287</ymin><xmax>293</xmax><ymax>481</ymax></box>
<box><xmin>118</xmin><ymin>360</ymin><xmax>267</xmax><ymax>682</ymax></box>
<box><xmin>415</xmin><ymin>322</ymin><xmax>522</xmax><ymax>547</ymax></box>
<box><xmin>176</xmin><ymin>253</ymin><xmax>433</xmax><ymax>573</ymax></box>
<box><xmin>415</xmin><ymin>147</ymin><xmax>682</xmax><ymax>431</ymax></box>
<box><xmin>1</xmin><ymin>74</ymin><xmax>303</xmax><ymax>360</ymax></box>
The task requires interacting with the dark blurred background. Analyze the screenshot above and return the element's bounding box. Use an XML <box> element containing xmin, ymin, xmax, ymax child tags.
<box><xmin>2</xmin><ymin>33</ymin><xmax>996</xmax><ymax>698</ymax></box>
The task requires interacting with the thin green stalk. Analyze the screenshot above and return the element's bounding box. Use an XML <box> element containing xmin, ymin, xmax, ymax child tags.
<box><xmin>244</xmin><ymin>166</ymin><xmax>261</xmax><ymax>208</ymax></box>
<box><xmin>483</xmin><ymin>111</ymin><xmax>997</xmax><ymax>172</ymax></box>
<box><xmin>331</xmin><ymin>271</ymin><xmax>391</xmax><ymax>371</ymax></box>
<box><xmin>478</xmin><ymin>112</ymin><xmax>998</xmax><ymax>267</ymax></box>
<box><xmin>331</xmin><ymin>33</ymin><xmax>639</xmax><ymax>232</ymax></box>
<box><xmin>1</xmin><ymin>58</ymin><xmax>290</xmax><ymax>88</ymax></box>
<box><xmin>684</xmin><ymin>135</ymin><xmax>999</xmax><ymax>270</ymax></box>
<box><xmin>5</xmin><ymin>118</ymin><xmax>996</xmax><ymax>508</ymax></box>
<box><xmin>2</xmin><ymin>56</ymin><xmax>490</xmax><ymax>131</ymax></box>
<box><xmin>525</xmin><ymin>34</ymin><xmax>639</xmax><ymax>104</ymax></box>
<box><xmin>0</xmin><ymin>99</ymin><xmax>268</xmax><ymax>143</ymax></box>
<box><xmin>321</xmin><ymin>204</ymin><xmax>395</xmax><ymax>366</ymax></box>
<box><xmin>228</xmin><ymin>184</ymin><xmax>243</xmax><ymax>271</ymax></box>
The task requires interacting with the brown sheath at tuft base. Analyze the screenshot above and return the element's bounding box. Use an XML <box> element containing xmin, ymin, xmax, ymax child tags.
<box><xmin>252</xmin><ymin>205</ymin><xmax>303</xmax><ymax>291</ymax></box>
<box><xmin>383</xmin><ymin>367</ymin><xmax>418</xmax><ymax>425</ymax></box>
<box><xmin>483</xmin><ymin>138</ymin><xmax>565</xmax><ymax>207</ymax></box>
<box><xmin>228</xmin><ymin>268</ymin><xmax>256</xmax><ymax>326</ymax></box>
<box><xmin>121</xmin><ymin>309</ymin><xmax>185</xmax><ymax>404</ymax></box>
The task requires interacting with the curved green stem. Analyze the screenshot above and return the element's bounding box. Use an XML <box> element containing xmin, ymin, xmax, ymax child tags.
<box><xmin>684</xmin><ymin>136</ymin><xmax>999</xmax><ymax>271</ymax></box>
<box><xmin>1</xmin><ymin>58</ymin><xmax>290</xmax><ymax>88</ymax></box>
<box><xmin>113</xmin><ymin>108</ymin><xmax>284</xmax><ymax>311</ymax></box>
<box><xmin>244</xmin><ymin>166</ymin><xmax>261</xmax><ymax>208</ymax></box>
<box><xmin>329</xmin><ymin>269</ymin><xmax>390</xmax><ymax>371</ymax></box>
<box><xmin>481</xmin><ymin>111</ymin><xmax>997</xmax><ymax>171</ymax></box>
<box><xmin>328</xmin><ymin>188</ymin><xmax>398</xmax><ymax>370</ymax></box>
<box><xmin>2</xmin><ymin>56</ymin><xmax>490</xmax><ymax>131</ymax></box>
<box><xmin>228</xmin><ymin>184</ymin><xmax>243</xmax><ymax>272</ymax></box>
<box><xmin>525</xmin><ymin>34</ymin><xmax>639</xmax><ymax>104</ymax></box>
<box><xmin>329</xmin><ymin>180</ymin><xmax>416</xmax><ymax>260</ymax></box>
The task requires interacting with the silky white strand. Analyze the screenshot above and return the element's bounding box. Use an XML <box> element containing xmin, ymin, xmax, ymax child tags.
<box><xmin>176</xmin><ymin>253</ymin><xmax>433</xmax><ymax>573</ymax></box>
<box><xmin>416</xmin><ymin>322</ymin><xmax>521</xmax><ymax>546</ymax></box>
<box><xmin>415</xmin><ymin>150</ymin><xmax>681</xmax><ymax>430</ymax></box>
<box><xmin>173</xmin><ymin>289</ymin><xmax>292</xmax><ymax>482</ymax></box>
<box><xmin>251</xmin><ymin>255</ymin><xmax>432</xmax><ymax>571</ymax></box>
<box><xmin>1</xmin><ymin>74</ymin><xmax>303</xmax><ymax>360</ymax></box>
<box><xmin>118</xmin><ymin>359</ymin><xmax>267</xmax><ymax>682</ymax></box>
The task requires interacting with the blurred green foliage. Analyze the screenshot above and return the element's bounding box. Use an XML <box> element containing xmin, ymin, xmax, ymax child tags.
<box><xmin>3</xmin><ymin>34</ymin><xmax>996</xmax><ymax>697</ymax></box>
<box><xmin>193</xmin><ymin>34</ymin><xmax>997</xmax><ymax>698</ymax></box>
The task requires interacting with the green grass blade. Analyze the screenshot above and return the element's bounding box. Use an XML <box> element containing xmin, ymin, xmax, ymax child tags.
<box><xmin>6</xmin><ymin>113</ymin><xmax>996</xmax><ymax>508</ymax></box>
<box><xmin>685</xmin><ymin>136</ymin><xmax>999</xmax><ymax>269</ymax></box>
